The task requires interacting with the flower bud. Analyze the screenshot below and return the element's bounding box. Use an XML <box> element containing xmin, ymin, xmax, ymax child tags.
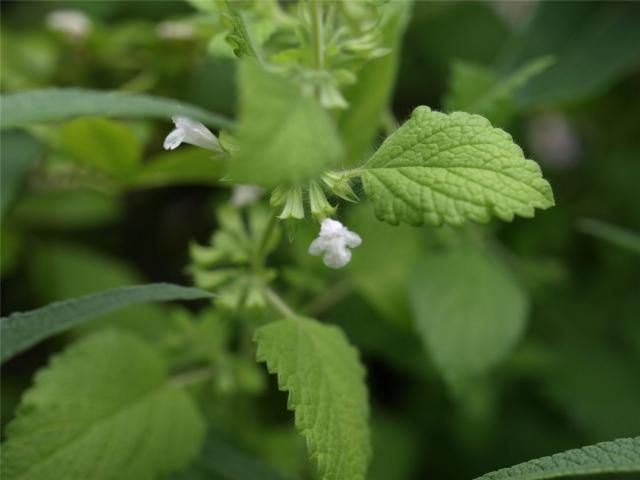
<box><xmin>309</xmin><ymin>181</ymin><xmax>336</xmax><ymax>220</ymax></box>
<box><xmin>321</xmin><ymin>171</ymin><xmax>358</xmax><ymax>202</ymax></box>
<box><xmin>277</xmin><ymin>185</ymin><xmax>304</xmax><ymax>220</ymax></box>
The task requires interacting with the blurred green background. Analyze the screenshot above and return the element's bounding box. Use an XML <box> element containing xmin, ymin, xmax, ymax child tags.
<box><xmin>1</xmin><ymin>1</ymin><xmax>639</xmax><ymax>479</ymax></box>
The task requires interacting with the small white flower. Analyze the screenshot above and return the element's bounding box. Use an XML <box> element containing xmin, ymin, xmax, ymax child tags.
<box><xmin>163</xmin><ymin>116</ymin><xmax>221</xmax><ymax>152</ymax></box>
<box><xmin>156</xmin><ymin>21</ymin><xmax>195</xmax><ymax>40</ymax></box>
<box><xmin>46</xmin><ymin>10</ymin><xmax>92</xmax><ymax>38</ymax></box>
<box><xmin>309</xmin><ymin>218</ymin><xmax>362</xmax><ymax>269</ymax></box>
<box><xmin>231</xmin><ymin>184</ymin><xmax>263</xmax><ymax>207</ymax></box>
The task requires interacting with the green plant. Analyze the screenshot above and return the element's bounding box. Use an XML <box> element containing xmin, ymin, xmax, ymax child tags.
<box><xmin>1</xmin><ymin>2</ymin><xmax>639</xmax><ymax>480</ymax></box>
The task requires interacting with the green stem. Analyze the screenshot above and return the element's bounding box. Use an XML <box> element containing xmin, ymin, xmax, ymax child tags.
<box><xmin>309</xmin><ymin>1</ymin><xmax>324</xmax><ymax>70</ymax></box>
<box><xmin>253</xmin><ymin>214</ymin><xmax>279</xmax><ymax>271</ymax></box>
<box><xmin>340</xmin><ymin>167</ymin><xmax>364</xmax><ymax>178</ymax></box>
<box><xmin>264</xmin><ymin>287</ymin><xmax>298</xmax><ymax>319</ymax></box>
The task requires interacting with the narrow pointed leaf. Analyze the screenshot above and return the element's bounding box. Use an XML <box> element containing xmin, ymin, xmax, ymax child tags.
<box><xmin>577</xmin><ymin>218</ymin><xmax>640</xmax><ymax>255</ymax></box>
<box><xmin>474</xmin><ymin>436</ymin><xmax>640</xmax><ymax>480</ymax></box>
<box><xmin>444</xmin><ymin>56</ymin><xmax>554</xmax><ymax>125</ymax></box>
<box><xmin>1</xmin><ymin>283</ymin><xmax>213</xmax><ymax>363</ymax></box>
<box><xmin>0</xmin><ymin>88</ymin><xmax>232</xmax><ymax>130</ymax></box>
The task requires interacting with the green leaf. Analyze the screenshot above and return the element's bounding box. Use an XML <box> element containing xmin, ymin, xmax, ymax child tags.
<box><xmin>0</xmin><ymin>88</ymin><xmax>231</xmax><ymax>130</ymax></box>
<box><xmin>173</xmin><ymin>433</ymin><xmax>295</xmax><ymax>480</ymax></box>
<box><xmin>0</xmin><ymin>130</ymin><xmax>41</xmax><ymax>218</ymax></box>
<box><xmin>1</xmin><ymin>330</ymin><xmax>205</xmax><ymax>480</ymax></box>
<box><xmin>255</xmin><ymin>317</ymin><xmax>371</xmax><ymax>480</ymax></box>
<box><xmin>502</xmin><ymin>2</ymin><xmax>640</xmax><ymax>108</ymax></box>
<box><xmin>58</xmin><ymin>118</ymin><xmax>142</xmax><ymax>179</ymax></box>
<box><xmin>13</xmin><ymin>190</ymin><xmax>121</xmax><ymax>229</ymax></box>
<box><xmin>361</xmin><ymin>106</ymin><xmax>554</xmax><ymax>227</ymax></box>
<box><xmin>410</xmin><ymin>249</ymin><xmax>528</xmax><ymax>383</ymax></box>
<box><xmin>346</xmin><ymin>202</ymin><xmax>422</xmax><ymax>327</ymax></box>
<box><xmin>339</xmin><ymin>0</ymin><xmax>412</xmax><ymax>164</ymax></box>
<box><xmin>474</xmin><ymin>436</ymin><xmax>640</xmax><ymax>480</ymax></box>
<box><xmin>132</xmin><ymin>147</ymin><xmax>227</xmax><ymax>188</ymax></box>
<box><xmin>27</xmin><ymin>243</ymin><xmax>178</xmax><ymax>343</ymax></box>
<box><xmin>444</xmin><ymin>57</ymin><xmax>554</xmax><ymax>126</ymax></box>
<box><xmin>577</xmin><ymin>218</ymin><xmax>640</xmax><ymax>256</ymax></box>
<box><xmin>1</xmin><ymin>283</ymin><xmax>213</xmax><ymax>363</ymax></box>
<box><xmin>0</xmin><ymin>227</ymin><xmax>22</xmax><ymax>277</ymax></box>
<box><xmin>541</xmin><ymin>343</ymin><xmax>640</xmax><ymax>440</ymax></box>
<box><xmin>230</xmin><ymin>61</ymin><xmax>344</xmax><ymax>187</ymax></box>
<box><xmin>184</xmin><ymin>0</ymin><xmax>216</xmax><ymax>12</ymax></box>
<box><xmin>221</xmin><ymin>0</ymin><xmax>260</xmax><ymax>59</ymax></box>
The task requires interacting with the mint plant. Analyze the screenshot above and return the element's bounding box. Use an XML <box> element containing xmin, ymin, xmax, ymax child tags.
<box><xmin>1</xmin><ymin>2</ymin><xmax>639</xmax><ymax>480</ymax></box>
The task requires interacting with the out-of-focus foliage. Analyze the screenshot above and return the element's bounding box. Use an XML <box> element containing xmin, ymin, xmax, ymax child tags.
<box><xmin>0</xmin><ymin>283</ymin><xmax>212</xmax><ymax>362</ymax></box>
<box><xmin>1</xmin><ymin>1</ymin><xmax>639</xmax><ymax>480</ymax></box>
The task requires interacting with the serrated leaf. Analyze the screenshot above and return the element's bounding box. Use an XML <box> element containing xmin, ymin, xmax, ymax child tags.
<box><xmin>221</xmin><ymin>0</ymin><xmax>260</xmax><ymax>59</ymax></box>
<box><xmin>230</xmin><ymin>61</ymin><xmax>344</xmax><ymax>187</ymax></box>
<box><xmin>361</xmin><ymin>106</ymin><xmax>554</xmax><ymax>226</ymax></box>
<box><xmin>0</xmin><ymin>130</ymin><xmax>42</xmax><ymax>218</ymax></box>
<box><xmin>444</xmin><ymin>57</ymin><xmax>553</xmax><ymax>126</ymax></box>
<box><xmin>1</xmin><ymin>283</ymin><xmax>213</xmax><ymax>363</ymax></box>
<box><xmin>0</xmin><ymin>88</ymin><xmax>231</xmax><ymax>130</ymax></box>
<box><xmin>1</xmin><ymin>330</ymin><xmax>205</xmax><ymax>480</ymax></box>
<box><xmin>474</xmin><ymin>436</ymin><xmax>640</xmax><ymax>480</ymax></box>
<box><xmin>410</xmin><ymin>249</ymin><xmax>528</xmax><ymax>384</ymax></box>
<box><xmin>255</xmin><ymin>317</ymin><xmax>371</xmax><ymax>480</ymax></box>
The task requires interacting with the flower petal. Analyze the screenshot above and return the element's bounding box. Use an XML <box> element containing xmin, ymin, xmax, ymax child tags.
<box><xmin>172</xmin><ymin>116</ymin><xmax>220</xmax><ymax>151</ymax></box>
<box><xmin>308</xmin><ymin>238</ymin><xmax>325</xmax><ymax>256</ymax></box>
<box><xmin>344</xmin><ymin>231</ymin><xmax>362</xmax><ymax>248</ymax></box>
<box><xmin>163</xmin><ymin>128</ymin><xmax>185</xmax><ymax>150</ymax></box>
<box><xmin>323</xmin><ymin>247</ymin><xmax>351</xmax><ymax>269</ymax></box>
<box><xmin>320</xmin><ymin>218</ymin><xmax>344</xmax><ymax>236</ymax></box>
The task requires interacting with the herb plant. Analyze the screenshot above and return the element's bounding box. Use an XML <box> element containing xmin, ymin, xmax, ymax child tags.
<box><xmin>1</xmin><ymin>1</ymin><xmax>639</xmax><ymax>480</ymax></box>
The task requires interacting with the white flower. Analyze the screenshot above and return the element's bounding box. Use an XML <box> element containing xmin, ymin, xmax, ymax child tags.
<box><xmin>156</xmin><ymin>21</ymin><xmax>195</xmax><ymax>40</ymax></box>
<box><xmin>231</xmin><ymin>184</ymin><xmax>263</xmax><ymax>207</ymax></box>
<box><xmin>309</xmin><ymin>218</ymin><xmax>362</xmax><ymax>269</ymax></box>
<box><xmin>163</xmin><ymin>116</ymin><xmax>221</xmax><ymax>152</ymax></box>
<box><xmin>46</xmin><ymin>10</ymin><xmax>92</xmax><ymax>38</ymax></box>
